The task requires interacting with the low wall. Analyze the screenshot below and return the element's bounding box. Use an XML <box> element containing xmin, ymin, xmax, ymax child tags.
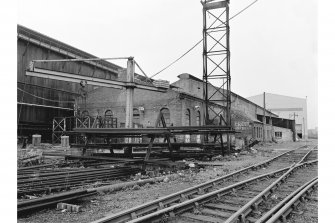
<box><xmin>273</xmin><ymin>126</ymin><xmax>293</xmax><ymax>142</ymax></box>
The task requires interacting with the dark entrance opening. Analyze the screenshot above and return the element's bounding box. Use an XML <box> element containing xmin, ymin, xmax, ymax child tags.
<box><xmin>297</xmin><ymin>133</ymin><xmax>302</xmax><ymax>139</ymax></box>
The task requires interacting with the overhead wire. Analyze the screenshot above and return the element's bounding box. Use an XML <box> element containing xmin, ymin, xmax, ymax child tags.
<box><xmin>150</xmin><ymin>39</ymin><xmax>203</xmax><ymax>79</ymax></box>
<box><xmin>150</xmin><ymin>0</ymin><xmax>260</xmax><ymax>79</ymax></box>
<box><xmin>228</xmin><ymin>0</ymin><xmax>259</xmax><ymax>21</ymax></box>
<box><xmin>18</xmin><ymin>1</ymin><xmax>260</xmax><ymax>120</ymax></box>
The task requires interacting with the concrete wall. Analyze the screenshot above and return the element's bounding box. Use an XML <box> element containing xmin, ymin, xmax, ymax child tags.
<box><xmin>273</xmin><ymin>126</ymin><xmax>294</xmax><ymax>142</ymax></box>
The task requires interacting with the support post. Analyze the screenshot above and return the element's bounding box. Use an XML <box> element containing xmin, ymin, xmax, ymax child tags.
<box><xmin>269</xmin><ymin>113</ymin><xmax>273</xmax><ymax>141</ymax></box>
<box><xmin>263</xmin><ymin>92</ymin><xmax>266</xmax><ymax>142</ymax></box>
<box><xmin>144</xmin><ymin>112</ymin><xmax>164</xmax><ymax>160</ymax></box>
<box><xmin>125</xmin><ymin>57</ymin><xmax>135</xmax><ymax>144</ymax></box>
<box><xmin>202</xmin><ymin>3</ymin><xmax>209</xmax><ymax>143</ymax></box>
<box><xmin>125</xmin><ymin>57</ymin><xmax>135</xmax><ymax>129</ymax></box>
<box><xmin>202</xmin><ymin>0</ymin><xmax>232</xmax><ymax>151</ymax></box>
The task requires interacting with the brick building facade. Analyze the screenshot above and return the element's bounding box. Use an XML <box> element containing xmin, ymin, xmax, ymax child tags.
<box><xmin>76</xmin><ymin>73</ymin><xmax>295</xmax><ymax>144</ymax></box>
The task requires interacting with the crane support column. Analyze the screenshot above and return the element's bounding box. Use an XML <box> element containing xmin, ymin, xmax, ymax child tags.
<box><xmin>125</xmin><ymin>57</ymin><xmax>135</xmax><ymax>129</ymax></box>
<box><xmin>202</xmin><ymin>0</ymin><xmax>232</xmax><ymax>154</ymax></box>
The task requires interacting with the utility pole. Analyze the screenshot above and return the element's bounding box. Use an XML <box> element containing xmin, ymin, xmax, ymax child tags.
<box><xmin>289</xmin><ymin>112</ymin><xmax>298</xmax><ymax>141</ymax></box>
<box><xmin>263</xmin><ymin>92</ymin><xmax>266</xmax><ymax>142</ymax></box>
<box><xmin>269</xmin><ymin>109</ymin><xmax>273</xmax><ymax>141</ymax></box>
<box><xmin>290</xmin><ymin>112</ymin><xmax>299</xmax><ymax>121</ymax></box>
<box><xmin>305</xmin><ymin>96</ymin><xmax>308</xmax><ymax>140</ymax></box>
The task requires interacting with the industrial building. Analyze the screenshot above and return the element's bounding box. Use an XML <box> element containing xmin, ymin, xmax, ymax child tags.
<box><xmin>17</xmin><ymin>25</ymin><xmax>296</xmax><ymax>146</ymax></box>
<box><xmin>247</xmin><ymin>92</ymin><xmax>308</xmax><ymax>139</ymax></box>
<box><xmin>17</xmin><ymin>24</ymin><xmax>121</xmax><ymax>141</ymax></box>
<box><xmin>76</xmin><ymin>73</ymin><xmax>296</xmax><ymax>144</ymax></box>
<box><xmin>16</xmin><ymin>1</ymin><xmax>318</xmax><ymax>222</ymax></box>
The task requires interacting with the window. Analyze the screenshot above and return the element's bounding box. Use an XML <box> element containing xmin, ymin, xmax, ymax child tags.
<box><xmin>104</xmin><ymin>110</ymin><xmax>114</xmax><ymax>128</ymax></box>
<box><xmin>185</xmin><ymin>109</ymin><xmax>191</xmax><ymax>142</ymax></box>
<box><xmin>105</xmin><ymin>110</ymin><xmax>113</xmax><ymax>117</ymax></box>
<box><xmin>185</xmin><ymin>109</ymin><xmax>191</xmax><ymax>126</ymax></box>
<box><xmin>196</xmin><ymin>111</ymin><xmax>201</xmax><ymax>126</ymax></box>
<box><xmin>275</xmin><ymin>132</ymin><xmax>282</xmax><ymax>138</ymax></box>
<box><xmin>257</xmin><ymin>127</ymin><xmax>261</xmax><ymax>138</ymax></box>
<box><xmin>160</xmin><ymin>108</ymin><xmax>170</xmax><ymax>126</ymax></box>
<box><xmin>196</xmin><ymin>111</ymin><xmax>201</xmax><ymax>143</ymax></box>
<box><xmin>259</xmin><ymin>127</ymin><xmax>261</xmax><ymax>138</ymax></box>
<box><xmin>133</xmin><ymin>108</ymin><xmax>140</xmax><ymax>124</ymax></box>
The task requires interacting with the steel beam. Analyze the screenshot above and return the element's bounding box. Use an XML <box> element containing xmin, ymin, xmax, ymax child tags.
<box><xmin>26</xmin><ymin>66</ymin><xmax>167</xmax><ymax>92</ymax></box>
<box><xmin>72</xmin><ymin>126</ymin><xmax>236</xmax><ymax>136</ymax></box>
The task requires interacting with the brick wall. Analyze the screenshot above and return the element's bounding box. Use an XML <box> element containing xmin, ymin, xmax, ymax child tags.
<box><xmin>77</xmin><ymin>87</ymin><xmax>183</xmax><ymax>128</ymax></box>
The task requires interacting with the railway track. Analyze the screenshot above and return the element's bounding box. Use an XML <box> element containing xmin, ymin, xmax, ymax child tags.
<box><xmin>17</xmin><ymin>189</ymin><xmax>97</xmax><ymax>215</ymax></box>
<box><xmin>255</xmin><ymin>177</ymin><xmax>318</xmax><ymax>223</ymax></box>
<box><xmin>221</xmin><ymin>160</ymin><xmax>317</xmax><ymax>223</ymax></box>
<box><xmin>284</xmin><ymin>181</ymin><xmax>318</xmax><ymax>223</ymax></box>
<box><xmin>91</xmin><ymin>145</ymin><xmax>317</xmax><ymax>223</ymax></box>
<box><xmin>18</xmin><ymin>166</ymin><xmax>140</xmax><ymax>196</ymax></box>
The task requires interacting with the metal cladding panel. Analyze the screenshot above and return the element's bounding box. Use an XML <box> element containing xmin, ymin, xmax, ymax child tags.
<box><xmin>17</xmin><ymin>26</ymin><xmax>119</xmax><ymax>132</ymax></box>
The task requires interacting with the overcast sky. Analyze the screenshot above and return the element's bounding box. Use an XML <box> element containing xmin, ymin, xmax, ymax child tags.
<box><xmin>17</xmin><ymin>0</ymin><xmax>318</xmax><ymax>128</ymax></box>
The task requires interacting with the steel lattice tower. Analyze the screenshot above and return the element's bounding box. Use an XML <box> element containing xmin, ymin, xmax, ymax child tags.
<box><xmin>202</xmin><ymin>0</ymin><xmax>231</xmax><ymax>150</ymax></box>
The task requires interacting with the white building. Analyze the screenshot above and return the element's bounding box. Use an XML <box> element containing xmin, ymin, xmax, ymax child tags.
<box><xmin>247</xmin><ymin>93</ymin><xmax>308</xmax><ymax>139</ymax></box>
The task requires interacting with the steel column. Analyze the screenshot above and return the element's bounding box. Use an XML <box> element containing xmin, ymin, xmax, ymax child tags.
<box><xmin>202</xmin><ymin>0</ymin><xmax>232</xmax><ymax>153</ymax></box>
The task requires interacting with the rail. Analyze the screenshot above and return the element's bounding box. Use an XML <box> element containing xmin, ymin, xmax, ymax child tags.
<box><xmin>90</xmin><ymin>146</ymin><xmax>306</xmax><ymax>223</ymax></box>
<box><xmin>255</xmin><ymin>177</ymin><xmax>318</xmax><ymax>223</ymax></box>
<box><xmin>224</xmin><ymin>159</ymin><xmax>317</xmax><ymax>222</ymax></box>
<box><xmin>265</xmin><ymin>178</ymin><xmax>318</xmax><ymax>223</ymax></box>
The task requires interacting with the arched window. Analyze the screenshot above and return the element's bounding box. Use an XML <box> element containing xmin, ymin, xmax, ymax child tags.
<box><xmin>104</xmin><ymin>109</ymin><xmax>113</xmax><ymax>128</ymax></box>
<box><xmin>185</xmin><ymin>109</ymin><xmax>191</xmax><ymax>142</ymax></box>
<box><xmin>160</xmin><ymin>108</ymin><xmax>170</xmax><ymax>126</ymax></box>
<box><xmin>105</xmin><ymin>110</ymin><xmax>113</xmax><ymax>117</ymax></box>
<box><xmin>196</xmin><ymin>111</ymin><xmax>201</xmax><ymax>143</ymax></box>
<box><xmin>185</xmin><ymin>109</ymin><xmax>191</xmax><ymax>126</ymax></box>
<box><xmin>196</xmin><ymin>111</ymin><xmax>201</xmax><ymax>126</ymax></box>
<box><xmin>133</xmin><ymin>108</ymin><xmax>140</xmax><ymax>124</ymax></box>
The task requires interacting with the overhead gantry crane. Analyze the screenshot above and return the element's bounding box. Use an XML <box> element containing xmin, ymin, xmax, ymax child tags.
<box><xmin>27</xmin><ymin>57</ymin><xmax>167</xmax><ymax>129</ymax></box>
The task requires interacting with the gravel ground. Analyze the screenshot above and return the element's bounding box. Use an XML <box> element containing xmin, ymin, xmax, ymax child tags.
<box><xmin>17</xmin><ymin>140</ymin><xmax>318</xmax><ymax>223</ymax></box>
<box><xmin>290</xmin><ymin>188</ymin><xmax>318</xmax><ymax>223</ymax></box>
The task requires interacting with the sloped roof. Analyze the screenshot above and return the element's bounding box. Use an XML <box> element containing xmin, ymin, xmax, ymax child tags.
<box><xmin>18</xmin><ymin>24</ymin><xmax>164</xmax><ymax>89</ymax></box>
<box><xmin>231</xmin><ymin>109</ymin><xmax>262</xmax><ymax>123</ymax></box>
<box><xmin>17</xmin><ymin>24</ymin><xmax>122</xmax><ymax>73</ymax></box>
